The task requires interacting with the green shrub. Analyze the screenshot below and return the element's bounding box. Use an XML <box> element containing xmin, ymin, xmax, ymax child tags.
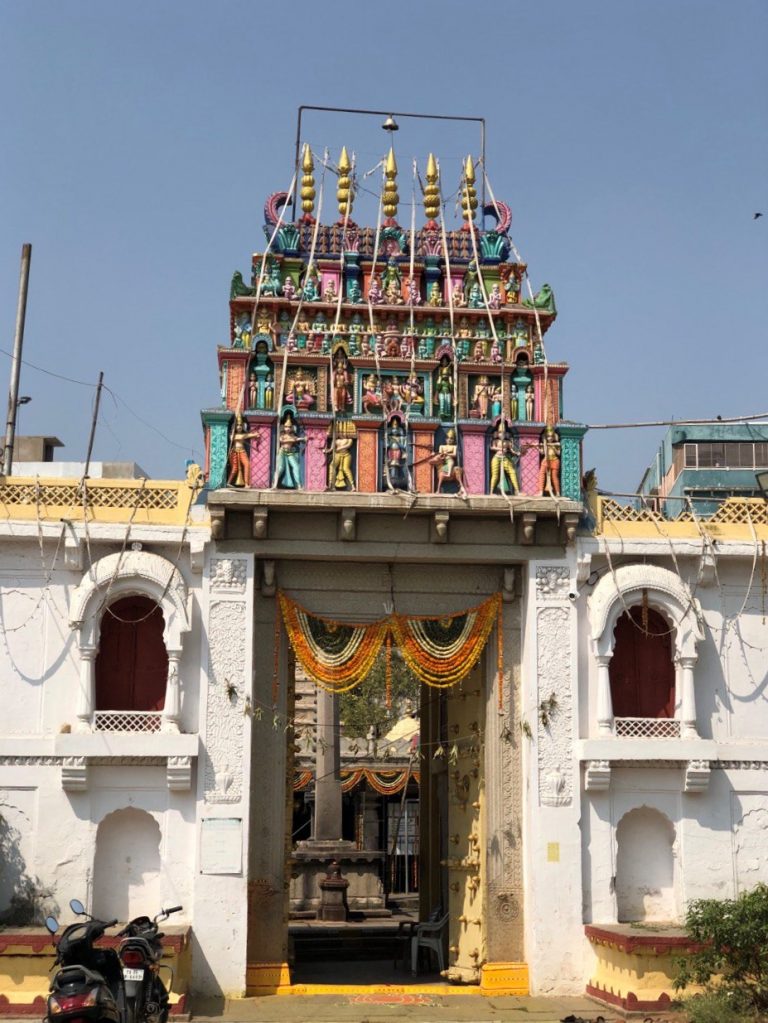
<box><xmin>674</xmin><ymin>882</ymin><xmax>768</xmax><ymax>1019</ymax></box>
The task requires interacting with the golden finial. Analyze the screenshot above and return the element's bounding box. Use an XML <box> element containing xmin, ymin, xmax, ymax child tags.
<box><xmin>301</xmin><ymin>143</ymin><xmax>315</xmax><ymax>218</ymax></box>
<box><xmin>423</xmin><ymin>153</ymin><xmax>440</xmax><ymax>223</ymax></box>
<box><xmin>461</xmin><ymin>154</ymin><xmax>478</xmax><ymax>226</ymax></box>
<box><xmin>383</xmin><ymin>146</ymin><xmax>399</xmax><ymax>221</ymax></box>
<box><xmin>337</xmin><ymin>146</ymin><xmax>354</xmax><ymax>219</ymax></box>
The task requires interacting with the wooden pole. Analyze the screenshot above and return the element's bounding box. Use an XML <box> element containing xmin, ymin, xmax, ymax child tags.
<box><xmin>3</xmin><ymin>244</ymin><xmax>32</xmax><ymax>475</ymax></box>
<box><xmin>83</xmin><ymin>371</ymin><xmax>104</xmax><ymax>480</ymax></box>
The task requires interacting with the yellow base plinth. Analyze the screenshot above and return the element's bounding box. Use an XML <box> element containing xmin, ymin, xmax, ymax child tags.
<box><xmin>480</xmin><ymin>962</ymin><xmax>530</xmax><ymax>995</ymax></box>
<box><xmin>245</xmin><ymin>962</ymin><xmax>293</xmax><ymax>995</ymax></box>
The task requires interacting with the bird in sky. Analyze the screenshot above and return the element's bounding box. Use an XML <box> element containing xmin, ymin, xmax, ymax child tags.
<box><xmin>754</xmin><ymin>212</ymin><xmax>764</xmax><ymax>220</ymax></box>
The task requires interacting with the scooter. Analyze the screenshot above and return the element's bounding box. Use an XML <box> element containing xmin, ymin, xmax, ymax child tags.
<box><xmin>117</xmin><ymin>905</ymin><xmax>183</xmax><ymax>1023</ymax></box>
<box><xmin>45</xmin><ymin>900</ymin><xmax>124</xmax><ymax>1023</ymax></box>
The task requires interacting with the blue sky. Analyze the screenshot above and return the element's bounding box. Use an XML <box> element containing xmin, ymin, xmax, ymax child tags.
<box><xmin>1</xmin><ymin>1</ymin><xmax>765</xmax><ymax>491</ymax></box>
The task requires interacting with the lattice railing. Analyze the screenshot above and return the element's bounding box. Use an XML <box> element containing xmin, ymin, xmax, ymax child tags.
<box><xmin>600</xmin><ymin>496</ymin><xmax>768</xmax><ymax>527</ymax></box>
<box><xmin>0</xmin><ymin>482</ymin><xmax>177</xmax><ymax>510</ymax></box>
<box><xmin>93</xmin><ymin>711</ymin><xmax>163</xmax><ymax>732</ymax></box>
<box><xmin>614</xmin><ymin>717</ymin><xmax>681</xmax><ymax>739</ymax></box>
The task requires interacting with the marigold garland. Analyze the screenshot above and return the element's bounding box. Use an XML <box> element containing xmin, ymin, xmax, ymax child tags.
<box><xmin>279</xmin><ymin>590</ymin><xmax>502</xmax><ymax>692</ymax></box>
<box><xmin>497</xmin><ymin>596</ymin><xmax>504</xmax><ymax>711</ymax></box>
<box><xmin>272</xmin><ymin>608</ymin><xmax>282</xmax><ymax>708</ymax></box>
<box><xmin>294</xmin><ymin>770</ymin><xmax>313</xmax><ymax>791</ymax></box>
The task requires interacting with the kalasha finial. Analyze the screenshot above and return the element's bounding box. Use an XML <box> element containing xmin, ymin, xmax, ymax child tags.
<box><xmin>461</xmin><ymin>154</ymin><xmax>478</xmax><ymax>229</ymax></box>
<box><xmin>337</xmin><ymin>146</ymin><xmax>354</xmax><ymax>220</ymax></box>
<box><xmin>423</xmin><ymin>153</ymin><xmax>440</xmax><ymax>224</ymax></box>
<box><xmin>301</xmin><ymin>143</ymin><xmax>315</xmax><ymax>220</ymax></box>
<box><xmin>383</xmin><ymin>146</ymin><xmax>399</xmax><ymax>222</ymax></box>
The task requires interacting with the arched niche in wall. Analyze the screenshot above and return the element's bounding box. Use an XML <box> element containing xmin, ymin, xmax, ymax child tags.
<box><xmin>616</xmin><ymin>806</ymin><xmax>678</xmax><ymax>923</ymax></box>
<box><xmin>95</xmin><ymin>596</ymin><xmax>168</xmax><ymax>713</ymax></box>
<box><xmin>69</xmin><ymin>551</ymin><xmax>191</xmax><ymax>732</ymax></box>
<box><xmin>92</xmin><ymin>807</ymin><xmax>161</xmax><ymax>922</ymax></box>
<box><xmin>588</xmin><ymin>564</ymin><xmax>703</xmax><ymax>737</ymax></box>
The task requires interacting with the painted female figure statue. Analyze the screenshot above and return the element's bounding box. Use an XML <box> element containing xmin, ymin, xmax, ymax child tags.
<box><xmin>332</xmin><ymin>351</ymin><xmax>351</xmax><ymax>414</ymax></box>
<box><xmin>472</xmin><ymin>376</ymin><xmax>491</xmax><ymax>419</ymax></box>
<box><xmin>362</xmin><ymin>375</ymin><xmax>383</xmax><ymax>414</ymax></box>
<box><xmin>385</xmin><ymin>417</ymin><xmax>408</xmax><ymax>490</ymax></box>
<box><xmin>525</xmin><ymin>385</ymin><xmax>535</xmax><ymax>421</ymax></box>
<box><xmin>227</xmin><ymin>415</ymin><xmax>260</xmax><ymax>488</ymax></box>
<box><xmin>429</xmin><ymin>429</ymin><xmax>467</xmax><ymax>497</ymax></box>
<box><xmin>538</xmin><ymin>425</ymin><xmax>561</xmax><ymax>497</ymax></box>
<box><xmin>434</xmin><ymin>356</ymin><xmax>454</xmax><ymax>420</ymax></box>
<box><xmin>276</xmin><ymin>416</ymin><xmax>305</xmax><ymax>490</ymax></box>
<box><xmin>368</xmin><ymin>273</ymin><xmax>384</xmax><ymax>304</ymax></box>
<box><xmin>490</xmin><ymin>423</ymin><xmax>520</xmax><ymax>495</ymax></box>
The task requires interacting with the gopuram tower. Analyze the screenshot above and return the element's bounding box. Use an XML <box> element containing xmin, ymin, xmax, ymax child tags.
<box><xmin>198</xmin><ymin>118</ymin><xmax>587</xmax><ymax>995</ymax></box>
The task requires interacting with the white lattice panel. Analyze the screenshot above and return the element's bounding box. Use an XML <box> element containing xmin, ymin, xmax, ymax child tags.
<box><xmin>614</xmin><ymin>717</ymin><xmax>681</xmax><ymax>739</ymax></box>
<box><xmin>93</xmin><ymin>711</ymin><xmax>163</xmax><ymax>732</ymax></box>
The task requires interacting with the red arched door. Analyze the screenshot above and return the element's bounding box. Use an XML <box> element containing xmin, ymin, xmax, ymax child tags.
<box><xmin>609</xmin><ymin>607</ymin><xmax>674</xmax><ymax>718</ymax></box>
<box><xmin>95</xmin><ymin>596</ymin><xmax>167</xmax><ymax>711</ymax></box>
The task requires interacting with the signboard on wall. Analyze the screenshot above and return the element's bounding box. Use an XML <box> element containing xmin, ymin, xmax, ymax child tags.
<box><xmin>200</xmin><ymin>817</ymin><xmax>242</xmax><ymax>875</ymax></box>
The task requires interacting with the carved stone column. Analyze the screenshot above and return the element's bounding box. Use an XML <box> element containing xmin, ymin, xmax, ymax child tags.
<box><xmin>313</xmin><ymin>688</ymin><xmax>342</xmax><ymax>841</ymax></box>
<box><xmin>161</xmin><ymin>650</ymin><xmax>181</xmax><ymax>733</ymax></box>
<box><xmin>76</xmin><ymin>646</ymin><xmax>96</xmax><ymax>732</ymax></box>
<box><xmin>596</xmin><ymin>654</ymin><xmax>614</xmax><ymax>736</ymax></box>
<box><xmin>679</xmin><ymin>656</ymin><xmax>698</xmax><ymax>738</ymax></box>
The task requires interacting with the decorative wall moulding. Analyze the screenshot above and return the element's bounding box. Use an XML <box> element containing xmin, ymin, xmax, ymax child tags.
<box><xmin>585</xmin><ymin>760</ymin><xmax>611</xmax><ymax>791</ymax></box>
<box><xmin>61</xmin><ymin>757</ymin><xmax>88</xmax><ymax>792</ymax></box>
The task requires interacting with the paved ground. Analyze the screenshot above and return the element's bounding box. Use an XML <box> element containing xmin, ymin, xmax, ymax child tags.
<box><xmin>190</xmin><ymin>994</ymin><xmax>683</xmax><ymax>1022</ymax></box>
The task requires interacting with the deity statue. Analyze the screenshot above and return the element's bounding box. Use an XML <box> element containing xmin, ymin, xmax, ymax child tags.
<box><xmin>322</xmin><ymin>430</ymin><xmax>356</xmax><ymax>491</ymax></box>
<box><xmin>360</xmin><ymin>335</ymin><xmax>372</xmax><ymax>356</ymax></box>
<box><xmin>472</xmin><ymin>376</ymin><xmax>491</xmax><ymax>418</ymax></box>
<box><xmin>276</xmin><ymin>415</ymin><xmax>305</xmax><ymax>490</ymax></box>
<box><xmin>462</xmin><ymin>259</ymin><xmax>480</xmax><ymax>302</ymax></box>
<box><xmin>332</xmin><ymin>351</ymin><xmax>352</xmax><ymax>414</ymax></box>
<box><xmin>227</xmin><ymin>415</ymin><xmax>260</xmax><ymax>488</ymax></box>
<box><xmin>385</xmin><ymin>335</ymin><xmax>400</xmax><ymax>358</ymax></box>
<box><xmin>381</xmin><ymin>258</ymin><xmax>402</xmax><ymax>303</ymax></box>
<box><xmin>428</xmin><ymin>429</ymin><xmax>467</xmax><ymax>497</ymax></box>
<box><xmin>490</xmin><ymin>424</ymin><xmax>520</xmax><ymax>496</ymax></box>
<box><xmin>286</xmin><ymin>368</ymin><xmax>316</xmax><ymax>410</ymax></box>
<box><xmin>452</xmin><ymin>281</ymin><xmax>467</xmax><ymax>308</ymax></box>
<box><xmin>490</xmin><ymin>338</ymin><xmax>502</xmax><ymax>364</ymax></box>
<box><xmin>522</xmin><ymin>282</ymin><xmax>556</xmax><ymax>315</ymax></box>
<box><xmin>233</xmin><ymin>314</ymin><xmax>251</xmax><ymax>350</ymax></box>
<box><xmin>264</xmin><ymin>374</ymin><xmax>274</xmax><ymax>410</ymax></box>
<box><xmin>286</xmin><ymin>332</ymin><xmax>299</xmax><ymax>353</ymax></box>
<box><xmin>368</xmin><ymin>273</ymin><xmax>384</xmax><ymax>304</ymax></box>
<box><xmin>259</xmin><ymin>260</ymin><xmax>283</xmax><ymax>297</ymax></box>
<box><xmin>473</xmin><ymin>340</ymin><xmax>486</xmax><ymax>361</ymax></box>
<box><xmin>427</xmin><ymin>281</ymin><xmax>442</xmax><ymax>307</ymax></box>
<box><xmin>505</xmin><ymin>273</ymin><xmax>520</xmax><ymax>305</ymax></box>
<box><xmin>525</xmin><ymin>385</ymin><xmax>535</xmax><ymax>421</ymax></box>
<box><xmin>400</xmin><ymin>335</ymin><xmax>413</xmax><ymax>358</ymax></box>
<box><xmin>538</xmin><ymin>426</ymin><xmax>561</xmax><ymax>497</ymax></box>
<box><xmin>490</xmin><ymin>382</ymin><xmax>503</xmax><ymax>419</ymax></box>
<box><xmin>362</xmin><ymin>374</ymin><xmax>383</xmax><ymax>414</ymax></box>
<box><xmin>400</xmin><ymin>373</ymin><xmax>424</xmax><ymax>414</ymax></box>
<box><xmin>382</xmin><ymin>377</ymin><xmax>401</xmax><ymax>413</ymax></box>
<box><xmin>346</xmin><ymin>278</ymin><xmax>363</xmax><ymax>304</ymax></box>
<box><xmin>434</xmin><ymin>355</ymin><xmax>454</xmax><ymax>419</ymax></box>
<box><xmin>301</xmin><ymin>264</ymin><xmax>321</xmax><ymax>301</ymax></box>
<box><xmin>255</xmin><ymin>308</ymin><xmax>272</xmax><ymax>335</ymax></box>
<box><xmin>512</xmin><ymin>317</ymin><xmax>529</xmax><ymax>348</ymax></box>
<box><xmin>509</xmin><ymin>389</ymin><xmax>518</xmax><ymax>420</ymax></box>
<box><xmin>406</xmin><ymin>276</ymin><xmax>421</xmax><ymax>305</ymax></box>
<box><xmin>282</xmin><ymin>275</ymin><xmax>296</xmax><ymax>301</ymax></box>
<box><xmin>323</xmin><ymin>279</ymin><xmax>337</xmax><ymax>303</ymax></box>
<box><xmin>247</xmin><ymin>371</ymin><xmax>258</xmax><ymax>410</ymax></box>
<box><xmin>468</xmin><ymin>282</ymin><xmax>485</xmax><ymax>309</ymax></box>
<box><xmin>385</xmin><ymin>417</ymin><xmax>408</xmax><ymax>490</ymax></box>
<box><xmin>488</xmin><ymin>283</ymin><xmax>502</xmax><ymax>310</ymax></box>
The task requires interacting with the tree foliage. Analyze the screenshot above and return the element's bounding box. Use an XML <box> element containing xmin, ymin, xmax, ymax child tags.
<box><xmin>339</xmin><ymin>652</ymin><xmax>420</xmax><ymax>740</ymax></box>
<box><xmin>674</xmin><ymin>883</ymin><xmax>768</xmax><ymax>1016</ymax></box>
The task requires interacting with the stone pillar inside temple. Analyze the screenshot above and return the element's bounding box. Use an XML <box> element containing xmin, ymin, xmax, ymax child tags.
<box><xmin>313</xmin><ymin>688</ymin><xmax>342</xmax><ymax>841</ymax></box>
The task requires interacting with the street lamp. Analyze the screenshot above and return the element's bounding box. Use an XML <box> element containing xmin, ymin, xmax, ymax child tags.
<box><xmin>756</xmin><ymin>469</ymin><xmax>768</xmax><ymax>501</ymax></box>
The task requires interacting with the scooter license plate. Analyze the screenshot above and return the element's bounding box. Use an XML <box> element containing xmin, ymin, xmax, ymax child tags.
<box><xmin>123</xmin><ymin>967</ymin><xmax>145</xmax><ymax>981</ymax></box>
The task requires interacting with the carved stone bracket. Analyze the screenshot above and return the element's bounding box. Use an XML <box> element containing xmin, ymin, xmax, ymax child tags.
<box><xmin>210</xmin><ymin>507</ymin><xmax>226</xmax><ymax>540</ymax></box>
<box><xmin>560</xmin><ymin>512</ymin><xmax>580</xmax><ymax>546</ymax></box>
<box><xmin>431</xmin><ymin>511</ymin><xmax>450</xmax><ymax>543</ymax></box>
<box><xmin>61</xmin><ymin>757</ymin><xmax>88</xmax><ymax>792</ymax></box>
<box><xmin>502</xmin><ymin>567</ymin><xmax>517</xmax><ymax>602</ymax></box>
<box><xmin>64</xmin><ymin>537</ymin><xmax>84</xmax><ymax>571</ymax></box>
<box><xmin>698</xmin><ymin>551</ymin><xmax>716</xmax><ymax>587</ymax></box>
<box><xmin>167</xmin><ymin>755</ymin><xmax>193</xmax><ymax>791</ymax></box>
<box><xmin>576</xmin><ymin>552</ymin><xmax>592</xmax><ymax>586</ymax></box>
<box><xmin>261</xmin><ymin>559</ymin><xmax>276</xmax><ymax>597</ymax></box>
<box><xmin>338</xmin><ymin>508</ymin><xmax>356</xmax><ymax>541</ymax></box>
<box><xmin>684</xmin><ymin>759</ymin><xmax>711</xmax><ymax>793</ymax></box>
<box><xmin>189</xmin><ymin>536</ymin><xmax>206</xmax><ymax>574</ymax></box>
<box><xmin>252</xmin><ymin>508</ymin><xmax>269</xmax><ymax>540</ymax></box>
<box><xmin>584</xmin><ymin>760</ymin><xmax>611</xmax><ymax>791</ymax></box>
<box><xmin>517</xmin><ymin>512</ymin><xmax>537</xmax><ymax>546</ymax></box>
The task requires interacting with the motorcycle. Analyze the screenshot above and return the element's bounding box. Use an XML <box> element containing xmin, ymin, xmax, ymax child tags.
<box><xmin>45</xmin><ymin>900</ymin><xmax>124</xmax><ymax>1023</ymax></box>
<box><xmin>117</xmin><ymin>905</ymin><xmax>183</xmax><ymax>1023</ymax></box>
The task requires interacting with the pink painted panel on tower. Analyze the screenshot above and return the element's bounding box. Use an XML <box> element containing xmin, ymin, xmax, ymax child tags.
<box><xmin>518</xmin><ymin>428</ymin><xmax>541</xmax><ymax>495</ymax></box>
<box><xmin>304</xmin><ymin>426</ymin><xmax>328</xmax><ymax>491</ymax></box>
<box><xmin>249</xmin><ymin>424</ymin><xmax>273</xmax><ymax>488</ymax></box>
<box><xmin>462</xmin><ymin>433</ymin><xmax>486</xmax><ymax>494</ymax></box>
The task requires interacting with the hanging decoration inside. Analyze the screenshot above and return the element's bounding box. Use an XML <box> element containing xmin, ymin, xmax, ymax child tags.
<box><xmin>279</xmin><ymin>590</ymin><xmax>502</xmax><ymax>692</ymax></box>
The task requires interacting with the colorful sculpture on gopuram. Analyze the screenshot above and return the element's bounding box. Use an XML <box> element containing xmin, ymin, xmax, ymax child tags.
<box><xmin>202</xmin><ymin>139</ymin><xmax>586</xmax><ymax>497</ymax></box>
